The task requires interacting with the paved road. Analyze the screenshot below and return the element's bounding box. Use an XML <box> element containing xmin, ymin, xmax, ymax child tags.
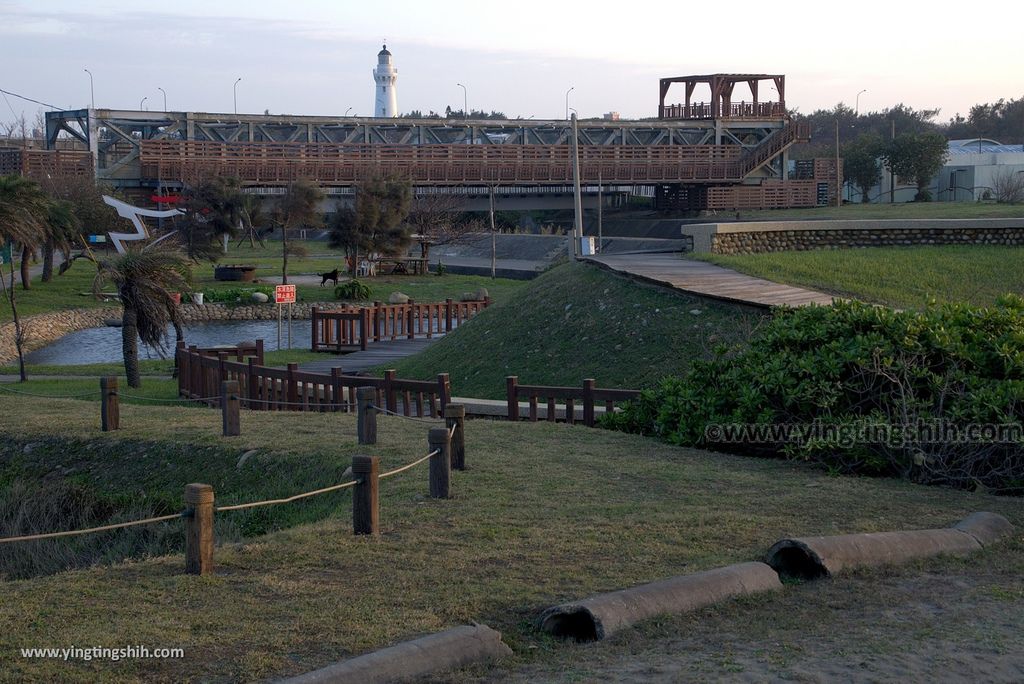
<box><xmin>585</xmin><ymin>253</ymin><xmax>835</xmax><ymax>308</ymax></box>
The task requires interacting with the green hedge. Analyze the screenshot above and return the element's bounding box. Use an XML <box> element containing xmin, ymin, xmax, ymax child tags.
<box><xmin>602</xmin><ymin>297</ymin><xmax>1024</xmax><ymax>493</ymax></box>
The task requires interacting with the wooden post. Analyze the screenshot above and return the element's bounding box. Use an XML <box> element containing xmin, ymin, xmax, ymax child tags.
<box><xmin>184</xmin><ymin>483</ymin><xmax>214</xmax><ymax>575</ymax></box>
<box><xmin>352</xmin><ymin>455</ymin><xmax>379</xmax><ymax>535</ymax></box>
<box><xmin>286</xmin><ymin>362</ymin><xmax>299</xmax><ymax>410</ymax></box>
<box><xmin>247</xmin><ymin>358</ymin><xmax>260</xmax><ymax>411</ymax></box>
<box><xmin>506</xmin><ymin>375</ymin><xmax>519</xmax><ymax>421</ymax></box>
<box><xmin>582</xmin><ymin>378</ymin><xmax>596</xmax><ymax>427</ymax></box>
<box><xmin>330</xmin><ymin>367</ymin><xmax>343</xmax><ymax>413</ymax></box>
<box><xmin>406</xmin><ymin>300</ymin><xmax>416</xmax><ymax>339</ymax></box>
<box><xmin>445</xmin><ymin>404</ymin><xmax>466</xmax><ymax>470</ymax></box>
<box><xmin>221</xmin><ymin>380</ymin><xmax>240</xmax><ymax>436</ymax></box>
<box><xmin>311</xmin><ymin>306</ymin><xmax>320</xmax><ymax>352</ymax></box>
<box><xmin>255</xmin><ymin>338</ymin><xmax>264</xmax><ymax>365</ymax></box>
<box><xmin>428</xmin><ymin>427</ymin><xmax>451</xmax><ymax>498</ymax></box>
<box><xmin>357</xmin><ymin>386</ymin><xmax>377</xmax><ymax>445</ymax></box>
<box><xmin>359</xmin><ymin>307</ymin><xmax>369</xmax><ymax>351</ymax></box>
<box><xmin>445</xmin><ymin>298</ymin><xmax>453</xmax><ymax>333</ymax></box>
<box><xmin>100</xmin><ymin>376</ymin><xmax>119</xmax><ymax>431</ymax></box>
<box><xmin>373</xmin><ymin>301</ymin><xmax>383</xmax><ymax>342</ymax></box>
<box><xmin>384</xmin><ymin>369</ymin><xmax>397</xmax><ymax>414</ymax></box>
<box><xmin>436</xmin><ymin>372</ymin><xmax>451</xmax><ymax>418</ymax></box>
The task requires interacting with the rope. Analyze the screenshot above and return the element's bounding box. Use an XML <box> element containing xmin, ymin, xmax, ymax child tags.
<box><xmin>243</xmin><ymin>397</ymin><xmax>358</xmax><ymax>409</ymax></box>
<box><xmin>379</xmin><ymin>449</ymin><xmax>439</xmax><ymax>480</ymax></box>
<box><xmin>0</xmin><ymin>385</ymin><xmax>101</xmax><ymax>399</ymax></box>
<box><xmin>371</xmin><ymin>405</ymin><xmax>442</xmax><ymax>423</ymax></box>
<box><xmin>449</xmin><ymin>423</ymin><xmax>457</xmax><ymax>439</ymax></box>
<box><xmin>216</xmin><ymin>479</ymin><xmax>359</xmax><ymax>512</ymax></box>
<box><xmin>122</xmin><ymin>394</ymin><xmax>220</xmax><ymax>403</ymax></box>
<box><xmin>0</xmin><ymin>512</ymin><xmax>185</xmax><ymax>544</ymax></box>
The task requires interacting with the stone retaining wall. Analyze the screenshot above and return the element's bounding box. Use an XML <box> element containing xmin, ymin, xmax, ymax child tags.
<box><xmin>0</xmin><ymin>302</ymin><xmax>323</xmax><ymax>365</ymax></box>
<box><xmin>712</xmin><ymin>226</ymin><xmax>1024</xmax><ymax>254</ymax></box>
<box><xmin>680</xmin><ymin>218</ymin><xmax>1024</xmax><ymax>254</ymax></box>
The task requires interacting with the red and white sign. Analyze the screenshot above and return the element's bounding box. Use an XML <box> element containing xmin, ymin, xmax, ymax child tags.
<box><xmin>275</xmin><ymin>284</ymin><xmax>296</xmax><ymax>304</ymax></box>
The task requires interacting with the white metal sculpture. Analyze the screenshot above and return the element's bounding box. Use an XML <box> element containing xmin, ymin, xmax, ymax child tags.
<box><xmin>102</xmin><ymin>195</ymin><xmax>183</xmax><ymax>254</ymax></box>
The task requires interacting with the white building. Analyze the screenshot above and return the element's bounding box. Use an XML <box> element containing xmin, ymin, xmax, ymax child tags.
<box><xmin>373</xmin><ymin>44</ymin><xmax>398</xmax><ymax>118</ymax></box>
<box><xmin>850</xmin><ymin>138</ymin><xmax>1024</xmax><ymax>203</ymax></box>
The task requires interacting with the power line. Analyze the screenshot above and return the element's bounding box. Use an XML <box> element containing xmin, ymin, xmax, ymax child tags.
<box><xmin>0</xmin><ymin>87</ymin><xmax>64</xmax><ymax>112</ymax></box>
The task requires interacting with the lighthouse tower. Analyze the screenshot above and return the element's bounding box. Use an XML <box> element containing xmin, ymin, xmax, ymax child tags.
<box><xmin>373</xmin><ymin>44</ymin><xmax>398</xmax><ymax>118</ymax></box>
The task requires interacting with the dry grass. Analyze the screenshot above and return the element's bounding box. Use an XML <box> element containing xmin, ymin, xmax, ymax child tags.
<box><xmin>0</xmin><ymin>395</ymin><xmax>1020</xmax><ymax>682</ymax></box>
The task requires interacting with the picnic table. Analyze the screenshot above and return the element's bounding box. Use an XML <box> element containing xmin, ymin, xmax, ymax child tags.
<box><xmin>373</xmin><ymin>257</ymin><xmax>429</xmax><ymax>276</ymax></box>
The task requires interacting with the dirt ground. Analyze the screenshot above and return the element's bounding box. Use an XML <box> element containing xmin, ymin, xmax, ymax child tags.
<box><xmin>449</xmin><ymin>541</ymin><xmax>1024</xmax><ymax>683</ymax></box>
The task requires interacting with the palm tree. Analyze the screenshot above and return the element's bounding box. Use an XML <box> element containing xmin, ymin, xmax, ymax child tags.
<box><xmin>270</xmin><ymin>179</ymin><xmax>322</xmax><ymax>285</ymax></box>
<box><xmin>41</xmin><ymin>199</ymin><xmax>80</xmax><ymax>282</ymax></box>
<box><xmin>0</xmin><ymin>175</ymin><xmax>49</xmax><ymax>381</ymax></box>
<box><xmin>93</xmin><ymin>246</ymin><xmax>191</xmax><ymax>388</ymax></box>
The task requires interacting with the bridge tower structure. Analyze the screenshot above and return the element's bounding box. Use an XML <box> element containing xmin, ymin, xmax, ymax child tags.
<box><xmin>373</xmin><ymin>44</ymin><xmax>398</xmax><ymax>118</ymax></box>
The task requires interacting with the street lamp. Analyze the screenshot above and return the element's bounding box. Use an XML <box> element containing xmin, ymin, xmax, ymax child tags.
<box><xmin>456</xmin><ymin>83</ymin><xmax>467</xmax><ymax>119</ymax></box>
<box><xmin>140</xmin><ymin>96</ymin><xmax>147</xmax><ymax>111</ymax></box>
<box><xmin>233</xmin><ymin>77</ymin><xmax>242</xmax><ymax>114</ymax></box>
<box><xmin>83</xmin><ymin>68</ymin><xmax>94</xmax><ymax>109</ymax></box>
<box><xmin>565</xmin><ymin>86</ymin><xmax>574</xmax><ymax>120</ymax></box>
<box><xmin>344</xmin><ymin>106</ymin><xmax>352</xmax><ymax>116</ymax></box>
<box><xmin>855</xmin><ymin>89</ymin><xmax>867</xmax><ymax>115</ymax></box>
<box><xmin>157</xmin><ymin>87</ymin><xmax>167</xmax><ymax>111</ymax></box>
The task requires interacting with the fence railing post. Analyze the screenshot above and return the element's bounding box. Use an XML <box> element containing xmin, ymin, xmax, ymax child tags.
<box><xmin>311</xmin><ymin>306</ymin><xmax>320</xmax><ymax>352</ymax></box>
<box><xmin>357</xmin><ymin>386</ymin><xmax>378</xmax><ymax>445</ymax></box>
<box><xmin>330</xmin><ymin>367</ymin><xmax>343</xmax><ymax>413</ymax></box>
<box><xmin>184</xmin><ymin>483</ymin><xmax>214</xmax><ymax>575</ymax></box>
<box><xmin>436</xmin><ymin>372</ymin><xmax>451</xmax><ymax>418</ymax></box>
<box><xmin>583</xmin><ymin>378</ymin><xmax>596</xmax><ymax>427</ymax></box>
<box><xmin>255</xmin><ymin>338</ymin><xmax>264</xmax><ymax>365</ymax></box>
<box><xmin>372</xmin><ymin>301</ymin><xmax>383</xmax><ymax>342</ymax></box>
<box><xmin>406</xmin><ymin>300</ymin><xmax>416</xmax><ymax>339</ymax></box>
<box><xmin>384</xmin><ymin>369</ymin><xmax>397</xmax><ymax>414</ymax></box>
<box><xmin>445</xmin><ymin>404</ymin><xmax>466</xmax><ymax>470</ymax></box>
<box><xmin>506</xmin><ymin>376</ymin><xmax>519</xmax><ymax>421</ymax></box>
<box><xmin>247</xmin><ymin>358</ymin><xmax>259</xmax><ymax>411</ymax></box>
<box><xmin>428</xmin><ymin>427</ymin><xmax>451</xmax><ymax>498</ymax></box>
<box><xmin>445</xmin><ymin>298</ymin><xmax>453</xmax><ymax>333</ymax></box>
<box><xmin>221</xmin><ymin>380</ymin><xmax>240</xmax><ymax>436</ymax></box>
<box><xmin>352</xmin><ymin>455</ymin><xmax>379</xmax><ymax>535</ymax></box>
<box><xmin>287</xmin><ymin>362</ymin><xmax>299</xmax><ymax>410</ymax></box>
<box><xmin>100</xmin><ymin>376</ymin><xmax>120</xmax><ymax>431</ymax></box>
<box><xmin>359</xmin><ymin>307</ymin><xmax>370</xmax><ymax>351</ymax></box>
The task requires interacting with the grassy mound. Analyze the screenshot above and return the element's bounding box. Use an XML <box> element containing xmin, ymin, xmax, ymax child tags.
<box><xmin>695</xmin><ymin>245</ymin><xmax>1024</xmax><ymax>309</ymax></box>
<box><xmin>385</xmin><ymin>262</ymin><xmax>766</xmax><ymax>398</ymax></box>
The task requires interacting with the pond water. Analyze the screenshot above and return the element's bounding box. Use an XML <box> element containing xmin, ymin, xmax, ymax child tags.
<box><xmin>25</xmin><ymin>320</ymin><xmax>311</xmax><ymax>366</ymax></box>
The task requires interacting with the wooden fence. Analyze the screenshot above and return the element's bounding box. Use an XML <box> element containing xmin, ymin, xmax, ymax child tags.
<box><xmin>177</xmin><ymin>342</ymin><xmax>451</xmax><ymax>417</ymax></box>
<box><xmin>311</xmin><ymin>298</ymin><xmax>490</xmax><ymax>353</ymax></box>
<box><xmin>505</xmin><ymin>376</ymin><xmax>641</xmax><ymax>427</ymax></box>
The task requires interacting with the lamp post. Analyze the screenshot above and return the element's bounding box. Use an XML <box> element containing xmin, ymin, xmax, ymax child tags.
<box><xmin>565</xmin><ymin>86</ymin><xmax>574</xmax><ymax>120</ymax></box>
<box><xmin>456</xmin><ymin>83</ymin><xmax>467</xmax><ymax>119</ymax></box>
<box><xmin>140</xmin><ymin>96</ymin><xmax>147</xmax><ymax>111</ymax></box>
<box><xmin>855</xmin><ymin>89</ymin><xmax>867</xmax><ymax>115</ymax></box>
<box><xmin>344</xmin><ymin>106</ymin><xmax>352</xmax><ymax>116</ymax></box>
<box><xmin>233</xmin><ymin>77</ymin><xmax>242</xmax><ymax>114</ymax></box>
<box><xmin>83</xmin><ymin>69</ymin><xmax>94</xmax><ymax>109</ymax></box>
<box><xmin>157</xmin><ymin>87</ymin><xmax>167</xmax><ymax>111</ymax></box>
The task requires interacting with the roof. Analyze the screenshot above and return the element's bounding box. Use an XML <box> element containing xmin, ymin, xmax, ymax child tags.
<box><xmin>947</xmin><ymin>143</ymin><xmax>1024</xmax><ymax>155</ymax></box>
<box><xmin>948</xmin><ymin>138</ymin><xmax>1002</xmax><ymax>147</ymax></box>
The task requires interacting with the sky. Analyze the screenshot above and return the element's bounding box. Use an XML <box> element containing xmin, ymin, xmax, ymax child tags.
<box><xmin>1</xmin><ymin>0</ymin><xmax>1022</xmax><ymax>124</ymax></box>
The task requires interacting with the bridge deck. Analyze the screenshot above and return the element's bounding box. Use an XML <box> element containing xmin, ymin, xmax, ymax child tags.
<box><xmin>585</xmin><ymin>253</ymin><xmax>835</xmax><ymax>308</ymax></box>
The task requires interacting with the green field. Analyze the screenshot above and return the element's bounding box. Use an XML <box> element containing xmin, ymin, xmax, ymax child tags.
<box><xmin>695</xmin><ymin>245</ymin><xmax>1024</xmax><ymax>309</ymax></box>
<box><xmin>383</xmin><ymin>262</ymin><xmax>767</xmax><ymax>399</ymax></box>
<box><xmin>1</xmin><ymin>242</ymin><xmax>527</xmax><ymax>322</ymax></box>
<box><xmin>0</xmin><ymin>393</ymin><xmax>1019</xmax><ymax>682</ymax></box>
<box><xmin>730</xmin><ymin>202</ymin><xmax>1024</xmax><ymax>221</ymax></box>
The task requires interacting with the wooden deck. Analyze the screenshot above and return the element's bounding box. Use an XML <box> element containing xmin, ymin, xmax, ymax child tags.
<box><xmin>298</xmin><ymin>337</ymin><xmax>439</xmax><ymax>374</ymax></box>
<box><xmin>586</xmin><ymin>253</ymin><xmax>835</xmax><ymax>308</ymax></box>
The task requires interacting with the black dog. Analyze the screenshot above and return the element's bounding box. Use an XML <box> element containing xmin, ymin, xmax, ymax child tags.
<box><xmin>319</xmin><ymin>268</ymin><xmax>339</xmax><ymax>287</ymax></box>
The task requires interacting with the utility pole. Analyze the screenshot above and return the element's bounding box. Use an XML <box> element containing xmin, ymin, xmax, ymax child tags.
<box><xmin>488</xmin><ymin>186</ymin><xmax>496</xmax><ymax>279</ymax></box>
<box><xmin>570</xmin><ymin>113</ymin><xmax>584</xmax><ymax>256</ymax></box>
<box><xmin>890</xmin><ymin>118</ymin><xmax>896</xmax><ymax>203</ymax></box>
<box><xmin>597</xmin><ymin>168</ymin><xmax>603</xmax><ymax>253</ymax></box>
<box><xmin>834</xmin><ymin>119</ymin><xmax>841</xmax><ymax>208</ymax></box>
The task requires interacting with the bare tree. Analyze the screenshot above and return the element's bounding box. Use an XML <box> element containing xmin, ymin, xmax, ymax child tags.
<box><xmin>991</xmin><ymin>167</ymin><xmax>1024</xmax><ymax>204</ymax></box>
<box><xmin>405</xmin><ymin>192</ymin><xmax>475</xmax><ymax>246</ymax></box>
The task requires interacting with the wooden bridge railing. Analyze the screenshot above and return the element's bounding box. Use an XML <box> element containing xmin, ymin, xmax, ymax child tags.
<box><xmin>505</xmin><ymin>376</ymin><xmax>641</xmax><ymax>427</ymax></box>
<box><xmin>311</xmin><ymin>298</ymin><xmax>490</xmax><ymax>353</ymax></box>
<box><xmin>176</xmin><ymin>341</ymin><xmax>451</xmax><ymax>417</ymax></box>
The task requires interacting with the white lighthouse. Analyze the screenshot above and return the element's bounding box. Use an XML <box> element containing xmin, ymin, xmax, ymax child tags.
<box><xmin>373</xmin><ymin>44</ymin><xmax>398</xmax><ymax>118</ymax></box>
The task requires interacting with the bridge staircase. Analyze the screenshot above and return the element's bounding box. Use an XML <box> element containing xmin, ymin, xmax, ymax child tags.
<box><xmin>735</xmin><ymin>120</ymin><xmax>811</xmax><ymax>178</ymax></box>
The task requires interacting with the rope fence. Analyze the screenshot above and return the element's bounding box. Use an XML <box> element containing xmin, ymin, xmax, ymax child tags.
<box><xmin>0</xmin><ymin>512</ymin><xmax>186</xmax><ymax>545</ymax></box>
<box><xmin>379</xmin><ymin>449</ymin><xmax>438</xmax><ymax>480</ymax></box>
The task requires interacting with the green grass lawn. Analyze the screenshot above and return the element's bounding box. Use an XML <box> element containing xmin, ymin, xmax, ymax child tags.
<box><xmin>383</xmin><ymin>262</ymin><xmax>767</xmax><ymax>399</ymax></box>
<box><xmin>694</xmin><ymin>245</ymin><xmax>1024</xmax><ymax>309</ymax></box>
<box><xmin>731</xmin><ymin>201</ymin><xmax>1024</xmax><ymax>221</ymax></box>
<box><xmin>0</xmin><ymin>394</ymin><xmax>1019</xmax><ymax>682</ymax></box>
<box><xmin>2</xmin><ymin>244</ymin><xmax>526</xmax><ymax>323</ymax></box>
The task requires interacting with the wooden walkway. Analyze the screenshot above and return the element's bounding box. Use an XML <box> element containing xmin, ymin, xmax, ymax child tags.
<box><xmin>298</xmin><ymin>337</ymin><xmax>439</xmax><ymax>374</ymax></box>
<box><xmin>586</xmin><ymin>253</ymin><xmax>835</xmax><ymax>308</ymax></box>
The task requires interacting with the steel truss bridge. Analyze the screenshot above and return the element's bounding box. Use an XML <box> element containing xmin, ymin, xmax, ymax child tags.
<box><xmin>27</xmin><ymin>75</ymin><xmax>829</xmax><ymax>209</ymax></box>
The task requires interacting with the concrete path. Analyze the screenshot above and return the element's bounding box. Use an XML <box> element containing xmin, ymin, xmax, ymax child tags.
<box><xmin>585</xmin><ymin>253</ymin><xmax>835</xmax><ymax>308</ymax></box>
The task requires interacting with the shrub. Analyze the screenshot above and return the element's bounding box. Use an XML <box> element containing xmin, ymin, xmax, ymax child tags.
<box><xmin>335</xmin><ymin>279</ymin><xmax>370</xmax><ymax>300</ymax></box>
<box><xmin>203</xmin><ymin>286</ymin><xmax>275</xmax><ymax>304</ymax></box>
<box><xmin>602</xmin><ymin>297</ymin><xmax>1024</xmax><ymax>493</ymax></box>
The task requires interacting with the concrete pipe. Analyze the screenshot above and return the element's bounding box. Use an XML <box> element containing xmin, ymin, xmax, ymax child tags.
<box><xmin>282</xmin><ymin>623</ymin><xmax>512</xmax><ymax>684</ymax></box>
<box><xmin>538</xmin><ymin>562</ymin><xmax>782</xmax><ymax>641</ymax></box>
<box><xmin>765</xmin><ymin>512</ymin><xmax>1014</xmax><ymax>580</ymax></box>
